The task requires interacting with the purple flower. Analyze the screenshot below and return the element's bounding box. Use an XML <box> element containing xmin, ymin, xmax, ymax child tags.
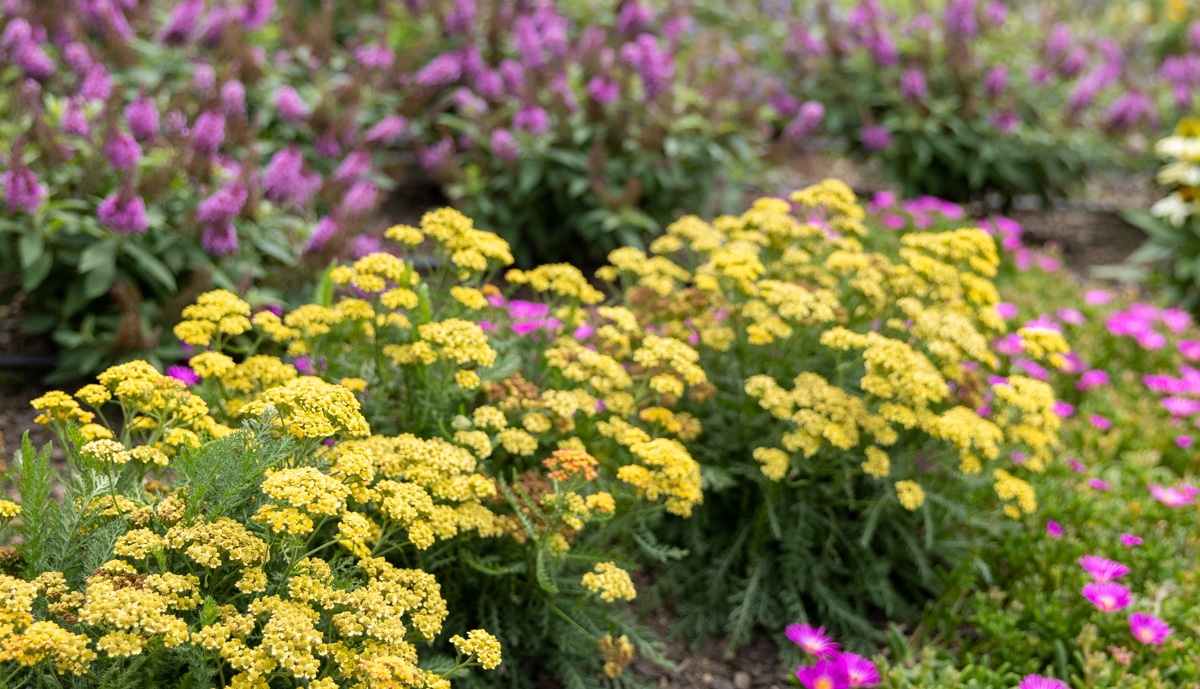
<box><xmin>294</xmin><ymin>355</ymin><xmax>318</xmax><ymax>375</ymax></box>
<box><xmin>201</xmin><ymin>222</ymin><xmax>239</xmax><ymax>257</ymax></box>
<box><xmin>796</xmin><ymin>658</ymin><xmax>849</xmax><ymax>689</ymax></box>
<box><xmin>13</xmin><ymin>41</ymin><xmax>53</xmax><ymax>81</ymax></box>
<box><xmin>996</xmin><ymin>302</ymin><xmax>1018</xmax><ymax>320</ymax></box>
<box><xmin>262</xmin><ymin>146</ymin><xmax>314</xmax><ymax>206</ymax></box>
<box><xmin>334</xmin><ymin>151</ymin><xmax>372</xmax><ymax>184</ymax></box>
<box><xmin>1178</xmin><ymin>340</ymin><xmax>1200</xmax><ymax>361</ymax></box>
<box><xmin>1129</xmin><ymin>613</ymin><xmax>1171</xmax><ymax>645</ymax></box>
<box><xmin>1019</xmin><ymin>677</ymin><xmax>1068</xmax><ymax>689</ymax></box>
<box><xmin>982</xmin><ymin>65</ymin><xmax>1008</xmax><ymax>98</ymax></box>
<box><xmin>1052</xmin><ymin>401</ymin><xmax>1074</xmax><ymax>418</ymax></box>
<box><xmin>125</xmin><ymin>97</ymin><xmax>160</xmax><ymax>141</ymax></box>
<box><xmin>783</xmin><ymin>101</ymin><xmax>825</xmax><ymax>141</ymax></box>
<box><xmin>239</xmin><ymin>0</ymin><xmax>276</xmax><ymax>30</ymax></box>
<box><xmin>587</xmin><ymin>75</ymin><xmax>620</xmax><ymax>106</ymax></box>
<box><xmin>62</xmin><ymin>99</ymin><xmax>89</xmax><ymax>137</ymax></box>
<box><xmin>1191</xmin><ymin>20</ymin><xmax>1200</xmax><ymax>52</ymax></box>
<box><xmin>1067</xmin><ymin>458</ymin><xmax>1086</xmax><ymax>473</ymax></box>
<box><xmin>445</xmin><ymin>0</ymin><xmax>476</xmax><ymax>34</ymax></box>
<box><xmin>3</xmin><ymin>166</ymin><xmax>47</xmax><ymax>215</ymax></box>
<box><xmin>1046</xmin><ymin>520</ymin><xmax>1063</xmax><ymax>539</ymax></box>
<box><xmin>1089</xmin><ymin>414</ymin><xmax>1112</xmax><ymax>431</ymax></box>
<box><xmin>1082</xmin><ymin>581</ymin><xmax>1132</xmax><ymax>613</ymax></box>
<box><xmin>619</xmin><ymin>34</ymin><xmax>674</xmax><ymax>100</ymax></box>
<box><xmin>995</xmin><ymin>333</ymin><xmax>1022</xmax><ymax>356</ymax></box>
<box><xmin>1079</xmin><ymin>555</ymin><xmax>1130</xmax><ymax>582</ymax></box>
<box><xmin>1105</xmin><ymin>92</ymin><xmax>1153</xmax><ymax>131</ymax></box>
<box><xmin>167</xmin><ymin>365</ymin><xmax>200</xmax><ymax>386</ymax></box>
<box><xmin>839</xmin><ymin>653</ymin><xmax>879</xmax><ymax>688</ymax></box>
<box><xmin>1149</xmin><ymin>482</ymin><xmax>1198</xmax><ymax>507</ymax></box>
<box><xmin>1076</xmin><ymin>369</ymin><xmax>1109</xmax><ymax>391</ymax></box>
<box><xmin>785</xmin><ymin>624</ymin><xmax>840</xmax><ymax>658</ymax></box>
<box><xmin>192</xmin><ymin>110</ymin><xmax>225</xmax><ymax>154</ymax></box>
<box><xmin>192</xmin><ymin>63</ymin><xmax>216</xmax><ymax>93</ymax></box>
<box><xmin>63</xmin><ymin>43</ymin><xmax>93</xmax><ymax>76</ymax></box>
<box><xmin>1084</xmin><ymin>289</ymin><xmax>1111</xmax><ymax>306</ymax></box>
<box><xmin>944</xmin><ymin>0</ymin><xmax>979</xmax><ymax>37</ymax></box>
<box><xmin>339</xmin><ymin>181</ymin><xmax>378</xmax><ymax>218</ymax></box>
<box><xmin>1088</xmin><ymin>478</ymin><xmax>1111</xmax><ymax>492</ymax></box>
<box><xmin>514</xmin><ymin>106</ymin><xmax>550</xmax><ymax>136</ymax></box>
<box><xmin>275</xmin><ymin>86</ymin><xmax>309</xmax><ymax>122</ymax></box>
<box><xmin>80</xmin><ymin>64</ymin><xmax>112</xmax><ymax>101</ymax></box>
<box><xmin>900</xmin><ymin>68</ymin><xmax>928</xmax><ymax>100</ymax></box>
<box><xmin>1056</xmin><ymin>308</ymin><xmax>1085</xmax><ymax>326</ymax></box>
<box><xmin>1</xmin><ymin>18</ymin><xmax>31</xmax><ymax>51</ymax></box>
<box><xmin>860</xmin><ymin>125</ymin><xmax>892</xmax><ymax>152</ymax></box>
<box><xmin>1120</xmin><ymin>534</ymin><xmax>1142</xmax><ymax>548</ymax></box>
<box><xmin>349</xmin><ymin>234</ymin><xmax>380</xmax><ymax>258</ymax></box>
<box><xmin>414</xmin><ymin>51</ymin><xmax>463</xmax><ymax>88</ymax></box>
<box><xmin>221</xmin><ymin>80</ymin><xmax>246</xmax><ymax>118</ymax></box>
<box><xmin>161</xmin><ymin>0</ymin><xmax>204</xmax><ymax>42</ymax></box>
<box><xmin>491</xmin><ymin>129</ymin><xmax>519</xmax><ymax>164</ymax></box>
<box><xmin>1176</xmin><ymin>435</ymin><xmax>1194</xmax><ymax>448</ymax></box>
<box><xmin>303</xmin><ymin>216</ymin><xmax>339</xmax><ymax>254</ymax></box>
<box><xmin>197</xmin><ymin>184</ymin><xmax>246</xmax><ymax>225</ymax></box>
<box><xmin>97</xmin><ymin>192</ymin><xmax>149</xmax><ymax>234</ymax></box>
<box><xmin>1161</xmin><ymin>308</ymin><xmax>1191</xmax><ymax>334</ymax></box>
<box><xmin>1162</xmin><ymin>396</ymin><xmax>1200</xmax><ymax>417</ymax></box>
<box><xmin>103</xmin><ymin>132</ymin><xmax>142</xmax><ymax>173</ymax></box>
<box><xmin>364</xmin><ymin>115</ymin><xmax>407</xmax><ymax>144</ymax></box>
<box><xmin>474</xmin><ymin>69</ymin><xmax>504</xmax><ymax>100</ymax></box>
<box><xmin>616</xmin><ymin>1</ymin><xmax>654</xmax><ymax>35</ymax></box>
<box><xmin>499</xmin><ymin>59</ymin><xmax>526</xmax><ymax>92</ymax></box>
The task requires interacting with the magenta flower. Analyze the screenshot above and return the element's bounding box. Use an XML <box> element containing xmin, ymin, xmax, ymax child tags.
<box><xmin>996</xmin><ymin>302</ymin><xmax>1019</xmax><ymax>320</ymax></box>
<box><xmin>1089</xmin><ymin>414</ymin><xmax>1112</xmax><ymax>431</ymax></box>
<box><xmin>1067</xmin><ymin>458</ymin><xmax>1086</xmax><ymax>473</ymax></box>
<box><xmin>1161</xmin><ymin>308</ymin><xmax>1192</xmax><ymax>334</ymax></box>
<box><xmin>166</xmin><ymin>365</ymin><xmax>200</xmax><ymax>387</ymax></box>
<box><xmin>860</xmin><ymin>124</ymin><xmax>892</xmax><ymax>152</ymax></box>
<box><xmin>2</xmin><ymin>166</ymin><xmax>47</xmax><ymax>215</ymax></box>
<box><xmin>192</xmin><ymin>110</ymin><xmax>225</xmax><ymax>154</ymax></box>
<box><xmin>514</xmin><ymin>107</ymin><xmax>550</xmax><ymax>136</ymax></box>
<box><xmin>1180</xmin><ymin>340</ymin><xmax>1200</xmax><ymax>361</ymax></box>
<box><xmin>1018</xmin><ymin>676</ymin><xmax>1068</xmax><ymax>689</ymax></box>
<box><xmin>1129</xmin><ymin>612</ymin><xmax>1171</xmax><ymax>645</ymax></box>
<box><xmin>587</xmin><ymin>75</ymin><xmax>620</xmax><ymax>106</ymax></box>
<box><xmin>900</xmin><ymin>68</ymin><xmax>928</xmax><ymax>100</ymax></box>
<box><xmin>1078</xmin><ymin>555</ymin><xmax>1130</xmax><ymax>582</ymax></box>
<box><xmin>1046</xmin><ymin>520</ymin><xmax>1063</xmax><ymax>539</ymax></box>
<box><xmin>274</xmin><ymin>86</ymin><xmax>309</xmax><ymax>122</ymax></box>
<box><xmin>124</xmin><ymin>97</ymin><xmax>160</xmax><ymax>142</ymax></box>
<box><xmin>1085</xmin><ymin>289</ymin><xmax>1112</xmax><ymax>306</ymax></box>
<box><xmin>784</xmin><ymin>101</ymin><xmax>825</xmax><ymax>141</ymax></box>
<box><xmin>303</xmin><ymin>217</ymin><xmax>339</xmax><ymax>255</ymax></box>
<box><xmin>221</xmin><ymin>80</ymin><xmax>246</xmax><ymax>118</ymax></box>
<box><xmin>1176</xmin><ymin>436</ymin><xmax>1194</xmax><ymax>448</ymax></box>
<box><xmin>414</xmin><ymin>51</ymin><xmax>463</xmax><ymax>88</ymax></box>
<box><xmin>364</xmin><ymin>115</ymin><xmax>407</xmax><ymax>145</ymax></box>
<box><xmin>1052</xmin><ymin>401</ymin><xmax>1075</xmax><ymax>418</ymax></box>
<box><xmin>201</xmin><ymin>222</ymin><xmax>238</xmax><ymax>257</ymax></box>
<box><xmin>103</xmin><ymin>132</ymin><xmax>142</xmax><ymax>173</ymax></box>
<box><xmin>1149</xmin><ymin>482</ymin><xmax>1198</xmax><ymax>507</ymax></box>
<box><xmin>1120</xmin><ymin>534</ymin><xmax>1142</xmax><ymax>548</ymax></box>
<box><xmin>1082</xmin><ymin>581</ymin><xmax>1132</xmax><ymax>613</ymax></box>
<box><xmin>1088</xmin><ymin>478</ymin><xmax>1111</xmax><ymax>491</ymax></box>
<box><xmin>491</xmin><ymin>129</ymin><xmax>519</xmax><ymax>164</ymax></box>
<box><xmin>984</xmin><ymin>65</ymin><xmax>1008</xmax><ymax>98</ymax></box>
<box><xmin>1077</xmin><ymin>369</ymin><xmax>1109</xmax><ymax>391</ymax></box>
<box><xmin>838</xmin><ymin>653</ymin><xmax>879</xmax><ymax>687</ymax></box>
<box><xmin>97</xmin><ymin>192</ymin><xmax>149</xmax><ymax>234</ymax></box>
<box><xmin>785</xmin><ymin>623</ymin><xmax>840</xmax><ymax>658</ymax></box>
<box><xmin>795</xmin><ymin>658</ymin><xmax>849</xmax><ymax>689</ymax></box>
<box><xmin>197</xmin><ymin>183</ymin><xmax>246</xmax><ymax>225</ymax></box>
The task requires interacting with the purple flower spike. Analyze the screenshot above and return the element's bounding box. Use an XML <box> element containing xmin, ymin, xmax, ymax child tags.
<box><xmin>1078</xmin><ymin>555</ymin><xmax>1130</xmax><ymax>582</ymax></box>
<box><xmin>97</xmin><ymin>192</ymin><xmax>149</xmax><ymax>234</ymax></box>
<box><xmin>162</xmin><ymin>0</ymin><xmax>205</xmax><ymax>42</ymax></box>
<box><xmin>3</xmin><ymin>166</ymin><xmax>47</xmax><ymax>215</ymax></box>
<box><xmin>191</xmin><ymin>110</ymin><xmax>226</xmax><ymax>154</ymax></box>
<box><xmin>587</xmin><ymin>75</ymin><xmax>620</xmax><ymax>106</ymax></box>
<box><xmin>303</xmin><ymin>216</ymin><xmax>339</xmax><ymax>254</ymax></box>
<box><xmin>103</xmin><ymin>133</ymin><xmax>142</xmax><ymax>173</ymax></box>
<box><xmin>197</xmin><ymin>184</ymin><xmax>247</xmax><ymax>225</ymax></box>
<box><xmin>201</xmin><ymin>222</ymin><xmax>239</xmax><ymax>257</ymax></box>
<box><xmin>364</xmin><ymin>115</ymin><xmax>407</xmax><ymax>144</ymax></box>
<box><xmin>1081</xmin><ymin>581</ymin><xmax>1132</xmax><ymax>613</ymax></box>
<box><xmin>514</xmin><ymin>106</ymin><xmax>550</xmax><ymax>136</ymax></box>
<box><xmin>1129</xmin><ymin>613</ymin><xmax>1171</xmax><ymax>645</ymax></box>
<box><xmin>221</xmin><ymin>80</ymin><xmax>246</xmax><ymax>118</ymax></box>
<box><xmin>860</xmin><ymin>125</ymin><xmax>892</xmax><ymax>152</ymax></box>
<box><xmin>274</xmin><ymin>86</ymin><xmax>309</xmax><ymax>122</ymax></box>
<box><xmin>900</xmin><ymin>68</ymin><xmax>928</xmax><ymax>100</ymax></box>
<box><xmin>785</xmin><ymin>623</ymin><xmax>840</xmax><ymax>658</ymax></box>
<box><xmin>491</xmin><ymin>129</ymin><xmax>519</xmax><ymax>164</ymax></box>
<box><xmin>125</xmin><ymin>97</ymin><xmax>159</xmax><ymax>142</ymax></box>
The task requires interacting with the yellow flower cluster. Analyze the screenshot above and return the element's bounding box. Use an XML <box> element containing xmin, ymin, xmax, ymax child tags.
<box><xmin>580</xmin><ymin>562</ymin><xmax>637</xmax><ymax>602</ymax></box>
<box><xmin>240</xmin><ymin>377</ymin><xmax>371</xmax><ymax>439</ymax></box>
<box><xmin>505</xmin><ymin>264</ymin><xmax>604</xmax><ymax>304</ymax></box>
<box><xmin>993</xmin><ymin>469</ymin><xmax>1037</xmax><ymax>519</ymax></box>
<box><xmin>752</xmin><ymin>447</ymin><xmax>790</xmax><ymax>481</ymax></box>
<box><xmin>990</xmin><ymin>376</ymin><xmax>1060</xmax><ymax>472</ymax></box>
<box><xmin>598</xmin><ymin>634</ymin><xmax>636</xmax><ymax>678</ymax></box>
<box><xmin>173</xmin><ymin>289</ymin><xmax>252</xmax><ymax>347</ymax></box>
<box><xmin>616</xmin><ymin>438</ymin><xmax>703</xmax><ymax>517</ymax></box>
<box><xmin>388</xmin><ymin>208</ymin><xmax>514</xmax><ymax>275</ymax></box>
<box><xmin>1017</xmin><ymin>327</ymin><xmax>1071</xmax><ymax>370</ymax></box>
<box><xmin>894</xmin><ymin>480</ymin><xmax>926</xmax><ymax>511</ymax></box>
<box><xmin>450</xmin><ymin>629</ymin><xmax>503</xmax><ymax>669</ymax></box>
<box><xmin>417</xmin><ymin>318</ymin><xmax>498</xmax><ymax>368</ymax></box>
<box><xmin>542</xmin><ymin>447</ymin><xmax>600</xmax><ymax>482</ymax></box>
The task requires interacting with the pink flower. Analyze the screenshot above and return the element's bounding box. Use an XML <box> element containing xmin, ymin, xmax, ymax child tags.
<box><xmin>1128</xmin><ymin>612</ymin><xmax>1171</xmax><ymax>645</ymax></box>
<box><xmin>786</xmin><ymin>624</ymin><xmax>840</xmax><ymax>658</ymax></box>
<box><xmin>1161</xmin><ymin>308</ymin><xmax>1191</xmax><ymax>334</ymax></box>
<box><xmin>1149</xmin><ymin>482</ymin><xmax>1198</xmax><ymax>507</ymax></box>
<box><xmin>1089</xmin><ymin>414</ymin><xmax>1112</xmax><ymax>431</ymax></box>
<box><xmin>1067</xmin><ymin>458</ymin><xmax>1086</xmax><ymax>473</ymax></box>
<box><xmin>1077</xmin><ymin>369</ymin><xmax>1109</xmax><ymax>391</ymax></box>
<box><xmin>1084</xmin><ymin>290</ymin><xmax>1112</xmax><ymax>306</ymax></box>
<box><xmin>1180</xmin><ymin>340</ymin><xmax>1200</xmax><ymax>361</ymax></box>
<box><xmin>1018</xmin><ymin>676</ymin><xmax>1068</xmax><ymax>689</ymax></box>
<box><xmin>795</xmin><ymin>658</ymin><xmax>849</xmax><ymax>689</ymax></box>
<box><xmin>1176</xmin><ymin>436</ymin><xmax>1193</xmax><ymax>448</ymax></box>
<box><xmin>1057</xmin><ymin>308</ymin><xmax>1085</xmax><ymax>325</ymax></box>
<box><xmin>1088</xmin><ymin>478</ymin><xmax>1111</xmax><ymax>491</ymax></box>
<box><xmin>1046</xmin><ymin>520</ymin><xmax>1063</xmax><ymax>538</ymax></box>
<box><xmin>1162</xmin><ymin>396</ymin><xmax>1200</xmax><ymax>417</ymax></box>
<box><xmin>1052</xmin><ymin>401</ymin><xmax>1075</xmax><ymax>417</ymax></box>
<box><xmin>996</xmin><ymin>302</ymin><xmax>1019</xmax><ymax>320</ymax></box>
<box><xmin>1136</xmin><ymin>330</ymin><xmax>1167</xmax><ymax>350</ymax></box>
<box><xmin>1081</xmin><ymin>581</ymin><xmax>1132</xmax><ymax>612</ymax></box>
<box><xmin>1078</xmin><ymin>555</ymin><xmax>1130</xmax><ymax>582</ymax></box>
<box><xmin>838</xmin><ymin>653</ymin><xmax>880</xmax><ymax>687</ymax></box>
<box><xmin>166</xmin><ymin>365</ymin><xmax>200</xmax><ymax>386</ymax></box>
<box><xmin>1120</xmin><ymin>534</ymin><xmax>1142</xmax><ymax>548</ymax></box>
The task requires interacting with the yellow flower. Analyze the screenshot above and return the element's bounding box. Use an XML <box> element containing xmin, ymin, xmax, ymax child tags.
<box><xmin>752</xmin><ymin>447</ymin><xmax>790</xmax><ymax>481</ymax></box>
<box><xmin>895</xmin><ymin>480</ymin><xmax>925</xmax><ymax>511</ymax></box>
<box><xmin>450</xmin><ymin>629</ymin><xmax>503</xmax><ymax>669</ymax></box>
<box><xmin>581</xmin><ymin>562</ymin><xmax>637</xmax><ymax>602</ymax></box>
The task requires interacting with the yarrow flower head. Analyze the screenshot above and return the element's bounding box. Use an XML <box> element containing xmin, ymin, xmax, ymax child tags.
<box><xmin>1082</xmin><ymin>581</ymin><xmax>1132</xmax><ymax>613</ymax></box>
<box><xmin>1078</xmin><ymin>555</ymin><xmax>1130</xmax><ymax>582</ymax></box>
<box><xmin>1128</xmin><ymin>612</ymin><xmax>1171</xmax><ymax>645</ymax></box>
<box><xmin>786</xmin><ymin>623</ymin><xmax>840</xmax><ymax>658</ymax></box>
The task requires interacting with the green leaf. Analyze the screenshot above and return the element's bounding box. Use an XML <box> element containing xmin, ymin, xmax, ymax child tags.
<box><xmin>122</xmin><ymin>243</ymin><xmax>177</xmax><ymax>293</ymax></box>
<box><xmin>78</xmin><ymin>241</ymin><xmax>117</xmax><ymax>274</ymax></box>
<box><xmin>21</xmin><ymin>252</ymin><xmax>52</xmax><ymax>292</ymax></box>
<box><xmin>461</xmin><ymin>549</ymin><xmax>527</xmax><ymax>576</ymax></box>
<box><xmin>535</xmin><ymin>546</ymin><xmax>560</xmax><ymax>594</ymax></box>
<box><xmin>18</xmin><ymin>231</ymin><xmax>44</xmax><ymax>269</ymax></box>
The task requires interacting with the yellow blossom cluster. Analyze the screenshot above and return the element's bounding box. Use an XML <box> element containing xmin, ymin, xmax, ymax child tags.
<box><xmin>386</xmin><ymin>208</ymin><xmax>514</xmax><ymax>276</ymax></box>
<box><xmin>240</xmin><ymin>377</ymin><xmax>371</xmax><ymax>439</ymax></box>
<box><xmin>581</xmin><ymin>561</ymin><xmax>637</xmax><ymax>602</ymax></box>
<box><xmin>615</xmin><ymin>438</ymin><xmax>703</xmax><ymax>517</ymax></box>
<box><xmin>173</xmin><ymin>289</ymin><xmax>252</xmax><ymax>347</ymax></box>
<box><xmin>505</xmin><ymin>264</ymin><xmax>604</xmax><ymax>304</ymax></box>
<box><xmin>598</xmin><ymin>634</ymin><xmax>636</xmax><ymax>679</ymax></box>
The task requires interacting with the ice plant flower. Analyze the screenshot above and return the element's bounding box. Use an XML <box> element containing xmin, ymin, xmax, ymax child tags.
<box><xmin>1046</xmin><ymin>520</ymin><xmax>1063</xmax><ymax>538</ymax></box>
<box><xmin>1087</xmin><ymin>478</ymin><xmax>1110</xmax><ymax>491</ymax></box>
<box><xmin>1082</xmin><ymin>581</ymin><xmax>1132</xmax><ymax>613</ymax></box>
<box><xmin>1128</xmin><ymin>613</ymin><xmax>1171</xmax><ymax>645</ymax></box>
<box><xmin>1120</xmin><ymin>534</ymin><xmax>1142</xmax><ymax>548</ymax></box>
<box><xmin>796</xmin><ymin>658</ymin><xmax>849</xmax><ymax>689</ymax></box>
<box><xmin>1090</xmin><ymin>414</ymin><xmax>1112</xmax><ymax>431</ymax></box>
<box><xmin>166</xmin><ymin>365</ymin><xmax>200</xmax><ymax>386</ymax></box>
<box><xmin>1018</xmin><ymin>676</ymin><xmax>1068</xmax><ymax>689</ymax></box>
<box><xmin>838</xmin><ymin>652</ymin><xmax>879</xmax><ymax>687</ymax></box>
<box><xmin>1078</xmin><ymin>555</ymin><xmax>1130</xmax><ymax>582</ymax></box>
<box><xmin>786</xmin><ymin>623</ymin><xmax>840</xmax><ymax>658</ymax></box>
<box><xmin>1066</xmin><ymin>458</ymin><xmax>1086</xmax><ymax>473</ymax></box>
<box><xmin>1149</xmin><ymin>482</ymin><xmax>1198</xmax><ymax>507</ymax></box>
